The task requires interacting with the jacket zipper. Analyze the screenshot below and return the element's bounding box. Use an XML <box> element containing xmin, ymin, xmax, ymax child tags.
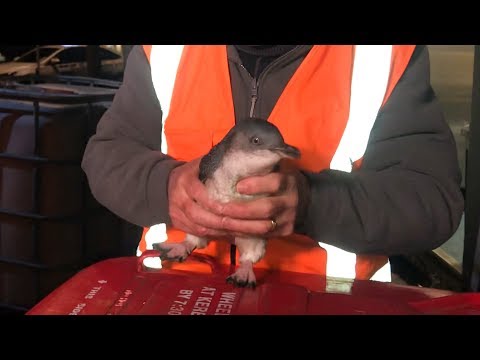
<box><xmin>249</xmin><ymin>77</ymin><xmax>258</xmax><ymax>118</ymax></box>
<box><xmin>239</xmin><ymin>46</ymin><xmax>301</xmax><ymax>118</ymax></box>
<box><xmin>239</xmin><ymin>63</ymin><xmax>259</xmax><ymax>118</ymax></box>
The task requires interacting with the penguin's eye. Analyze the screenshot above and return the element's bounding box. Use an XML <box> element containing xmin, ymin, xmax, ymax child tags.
<box><xmin>251</xmin><ymin>137</ymin><xmax>262</xmax><ymax>145</ymax></box>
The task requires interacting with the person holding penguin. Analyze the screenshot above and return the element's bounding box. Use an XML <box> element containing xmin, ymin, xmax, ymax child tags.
<box><xmin>82</xmin><ymin>45</ymin><xmax>464</xmax><ymax>284</ymax></box>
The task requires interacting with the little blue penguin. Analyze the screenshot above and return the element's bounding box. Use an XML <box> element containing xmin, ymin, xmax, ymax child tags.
<box><xmin>154</xmin><ymin>117</ymin><xmax>300</xmax><ymax>287</ymax></box>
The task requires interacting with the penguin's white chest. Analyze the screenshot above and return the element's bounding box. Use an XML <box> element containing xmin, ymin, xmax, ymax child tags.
<box><xmin>205</xmin><ymin>172</ymin><xmax>252</xmax><ymax>203</ymax></box>
<box><xmin>205</xmin><ymin>150</ymin><xmax>280</xmax><ymax>203</ymax></box>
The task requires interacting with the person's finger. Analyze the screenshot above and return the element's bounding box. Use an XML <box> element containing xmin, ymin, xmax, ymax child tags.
<box><xmin>183</xmin><ymin>199</ymin><xmax>230</xmax><ymax>233</ymax></box>
<box><xmin>220</xmin><ymin>217</ymin><xmax>275</xmax><ymax>236</ymax></box>
<box><xmin>266</xmin><ymin>208</ymin><xmax>296</xmax><ymax>238</ymax></box>
<box><xmin>171</xmin><ymin>210</ymin><xmax>230</xmax><ymax>238</ymax></box>
<box><xmin>187</xmin><ymin>178</ymin><xmax>225</xmax><ymax>214</ymax></box>
<box><xmin>236</xmin><ymin>173</ymin><xmax>287</xmax><ymax>195</ymax></box>
<box><xmin>221</xmin><ymin>195</ymin><xmax>295</xmax><ymax>220</ymax></box>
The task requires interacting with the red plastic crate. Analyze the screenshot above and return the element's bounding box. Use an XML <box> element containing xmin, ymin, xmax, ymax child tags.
<box><xmin>27</xmin><ymin>251</ymin><xmax>480</xmax><ymax>315</ymax></box>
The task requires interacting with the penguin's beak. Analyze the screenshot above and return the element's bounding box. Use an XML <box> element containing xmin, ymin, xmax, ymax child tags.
<box><xmin>275</xmin><ymin>144</ymin><xmax>300</xmax><ymax>159</ymax></box>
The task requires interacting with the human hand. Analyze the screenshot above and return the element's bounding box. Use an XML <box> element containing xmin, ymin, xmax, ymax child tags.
<box><xmin>219</xmin><ymin>167</ymin><xmax>311</xmax><ymax>238</ymax></box>
<box><xmin>167</xmin><ymin>158</ymin><xmax>291</xmax><ymax>239</ymax></box>
<box><xmin>167</xmin><ymin>158</ymin><xmax>229</xmax><ymax>238</ymax></box>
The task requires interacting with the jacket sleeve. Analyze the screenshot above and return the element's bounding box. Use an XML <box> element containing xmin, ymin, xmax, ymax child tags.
<box><xmin>298</xmin><ymin>45</ymin><xmax>464</xmax><ymax>255</ymax></box>
<box><xmin>81</xmin><ymin>45</ymin><xmax>184</xmax><ymax>227</ymax></box>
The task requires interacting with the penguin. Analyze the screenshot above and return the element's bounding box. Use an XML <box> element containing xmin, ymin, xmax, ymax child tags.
<box><xmin>154</xmin><ymin>117</ymin><xmax>300</xmax><ymax>287</ymax></box>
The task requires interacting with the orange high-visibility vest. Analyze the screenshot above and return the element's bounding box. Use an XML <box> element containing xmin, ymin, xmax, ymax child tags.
<box><xmin>137</xmin><ymin>45</ymin><xmax>415</xmax><ymax>281</ymax></box>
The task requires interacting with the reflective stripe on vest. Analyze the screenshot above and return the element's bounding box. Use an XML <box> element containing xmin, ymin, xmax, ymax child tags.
<box><xmin>138</xmin><ymin>45</ymin><xmax>184</xmax><ymax>269</ymax></box>
<box><xmin>139</xmin><ymin>45</ymin><xmax>412</xmax><ymax>282</ymax></box>
<box><xmin>330</xmin><ymin>45</ymin><xmax>392</xmax><ymax>172</ymax></box>
<box><xmin>149</xmin><ymin>45</ymin><xmax>184</xmax><ymax>154</ymax></box>
<box><xmin>322</xmin><ymin>45</ymin><xmax>393</xmax><ymax>281</ymax></box>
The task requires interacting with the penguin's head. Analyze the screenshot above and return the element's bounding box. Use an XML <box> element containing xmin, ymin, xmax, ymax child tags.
<box><xmin>226</xmin><ymin>118</ymin><xmax>300</xmax><ymax>158</ymax></box>
<box><xmin>223</xmin><ymin>118</ymin><xmax>300</xmax><ymax>175</ymax></box>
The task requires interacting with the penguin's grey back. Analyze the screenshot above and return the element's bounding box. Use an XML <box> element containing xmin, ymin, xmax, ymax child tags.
<box><xmin>198</xmin><ymin>139</ymin><xmax>230</xmax><ymax>184</ymax></box>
